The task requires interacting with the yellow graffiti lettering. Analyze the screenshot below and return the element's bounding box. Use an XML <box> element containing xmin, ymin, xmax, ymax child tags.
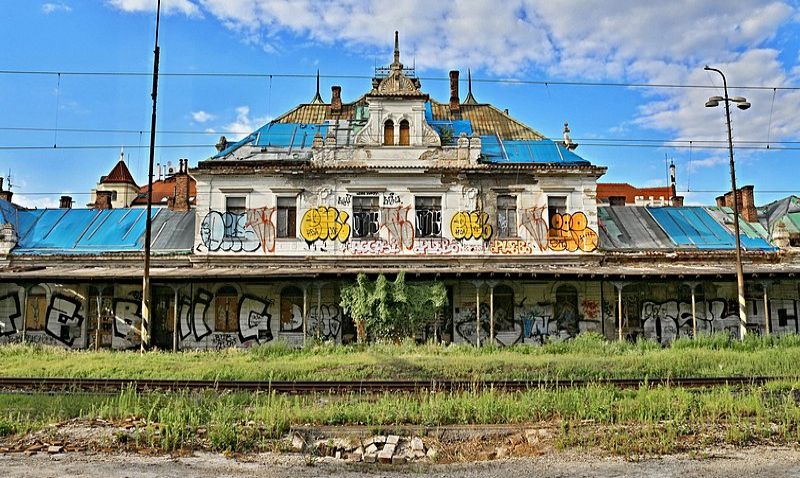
<box><xmin>300</xmin><ymin>206</ymin><xmax>351</xmax><ymax>244</ymax></box>
<box><xmin>547</xmin><ymin>211</ymin><xmax>598</xmax><ymax>252</ymax></box>
<box><xmin>450</xmin><ymin>210</ymin><xmax>493</xmax><ymax>241</ymax></box>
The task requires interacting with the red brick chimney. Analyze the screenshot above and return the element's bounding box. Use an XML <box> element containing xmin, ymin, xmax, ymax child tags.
<box><xmin>331</xmin><ymin>86</ymin><xmax>342</xmax><ymax>115</ymax></box>
<box><xmin>59</xmin><ymin>195</ymin><xmax>72</xmax><ymax>209</ymax></box>
<box><xmin>449</xmin><ymin>70</ymin><xmax>460</xmax><ymax>114</ymax></box>
<box><xmin>719</xmin><ymin>185</ymin><xmax>757</xmax><ymax>222</ymax></box>
<box><xmin>171</xmin><ymin>159</ymin><xmax>191</xmax><ymax>212</ymax></box>
<box><xmin>671</xmin><ymin>196</ymin><xmax>684</xmax><ymax>207</ymax></box>
<box><xmin>94</xmin><ymin>191</ymin><xmax>113</xmax><ymax>210</ymax></box>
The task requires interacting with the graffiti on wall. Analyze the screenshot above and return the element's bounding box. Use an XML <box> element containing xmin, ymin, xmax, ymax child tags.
<box><xmin>308</xmin><ymin>304</ymin><xmax>342</xmax><ymax>341</ymax></box>
<box><xmin>300</xmin><ymin>206</ymin><xmax>350</xmax><ymax>247</ymax></box>
<box><xmin>489</xmin><ymin>239</ymin><xmax>534</xmax><ymax>255</ymax></box>
<box><xmin>245</xmin><ymin>207</ymin><xmax>277</xmax><ymax>253</ymax></box>
<box><xmin>381</xmin><ymin>205</ymin><xmax>415</xmax><ymax>250</ymax></box>
<box><xmin>45</xmin><ymin>293</ymin><xmax>84</xmax><ymax>347</ymax></box>
<box><xmin>0</xmin><ymin>293</ymin><xmax>21</xmax><ymax>337</ymax></box>
<box><xmin>548</xmin><ymin>212</ymin><xmax>598</xmax><ymax>252</ymax></box>
<box><xmin>199</xmin><ymin>211</ymin><xmax>260</xmax><ymax>253</ymax></box>
<box><xmin>112</xmin><ymin>299</ymin><xmax>142</xmax><ymax>347</ymax></box>
<box><xmin>520</xmin><ymin>206</ymin><xmax>549</xmax><ymax>251</ymax></box>
<box><xmin>450</xmin><ymin>211</ymin><xmax>493</xmax><ymax>241</ymax></box>
<box><xmin>640</xmin><ymin>299</ymin><xmax>741</xmax><ymax>345</ymax></box>
<box><xmin>178</xmin><ymin>289</ymin><xmax>213</xmax><ymax>342</ymax></box>
<box><xmin>455</xmin><ymin>303</ymin><xmax>523</xmax><ymax>347</ymax></box>
<box><xmin>237</xmin><ymin>295</ymin><xmax>273</xmax><ymax>343</ymax></box>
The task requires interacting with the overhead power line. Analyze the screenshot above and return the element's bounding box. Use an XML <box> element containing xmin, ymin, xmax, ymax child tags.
<box><xmin>0</xmin><ymin>69</ymin><xmax>797</xmax><ymax>91</ymax></box>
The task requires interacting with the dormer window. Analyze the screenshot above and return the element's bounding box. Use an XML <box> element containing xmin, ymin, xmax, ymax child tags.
<box><xmin>383</xmin><ymin>120</ymin><xmax>394</xmax><ymax>146</ymax></box>
<box><xmin>399</xmin><ymin>120</ymin><xmax>410</xmax><ymax>146</ymax></box>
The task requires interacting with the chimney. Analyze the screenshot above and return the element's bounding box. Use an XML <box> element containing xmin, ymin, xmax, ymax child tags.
<box><xmin>331</xmin><ymin>86</ymin><xmax>342</xmax><ymax>115</ymax></box>
<box><xmin>59</xmin><ymin>195</ymin><xmax>72</xmax><ymax>209</ymax></box>
<box><xmin>171</xmin><ymin>159</ymin><xmax>191</xmax><ymax>212</ymax></box>
<box><xmin>716</xmin><ymin>195</ymin><xmax>726</xmax><ymax>207</ymax></box>
<box><xmin>449</xmin><ymin>70</ymin><xmax>460</xmax><ymax>114</ymax></box>
<box><xmin>739</xmin><ymin>185</ymin><xmax>757</xmax><ymax>222</ymax></box>
<box><xmin>94</xmin><ymin>190</ymin><xmax>113</xmax><ymax>210</ymax></box>
<box><xmin>0</xmin><ymin>178</ymin><xmax>11</xmax><ymax>203</ymax></box>
<box><xmin>671</xmin><ymin>196</ymin><xmax>684</xmax><ymax>207</ymax></box>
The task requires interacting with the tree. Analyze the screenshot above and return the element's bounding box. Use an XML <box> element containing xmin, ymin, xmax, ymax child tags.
<box><xmin>339</xmin><ymin>272</ymin><xmax>448</xmax><ymax>343</ymax></box>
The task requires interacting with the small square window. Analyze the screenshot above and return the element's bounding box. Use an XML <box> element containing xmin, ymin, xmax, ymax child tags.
<box><xmin>415</xmin><ymin>196</ymin><xmax>442</xmax><ymax>238</ymax></box>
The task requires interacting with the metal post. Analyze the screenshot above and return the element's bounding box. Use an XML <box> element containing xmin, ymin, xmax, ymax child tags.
<box><xmin>302</xmin><ymin>286</ymin><xmax>308</xmax><ymax>347</ymax></box>
<box><xmin>316</xmin><ymin>284</ymin><xmax>322</xmax><ymax>341</ymax></box>
<box><xmin>140</xmin><ymin>0</ymin><xmax>162</xmax><ymax>352</ymax></box>
<box><xmin>475</xmin><ymin>283</ymin><xmax>481</xmax><ymax>347</ymax></box>
<box><xmin>20</xmin><ymin>285</ymin><xmax>28</xmax><ymax>345</ymax></box>
<box><xmin>172</xmin><ymin>287</ymin><xmax>179</xmax><ymax>352</ymax></box>
<box><xmin>704</xmin><ymin>66</ymin><xmax>748</xmax><ymax>340</ymax></box>
<box><xmin>763</xmin><ymin>282</ymin><xmax>770</xmax><ymax>335</ymax></box>
<box><xmin>616</xmin><ymin>283</ymin><xmax>624</xmax><ymax>342</ymax></box>
<box><xmin>691</xmin><ymin>285</ymin><xmax>697</xmax><ymax>339</ymax></box>
<box><xmin>95</xmin><ymin>291</ymin><xmax>102</xmax><ymax>351</ymax></box>
<box><xmin>489</xmin><ymin>284</ymin><xmax>495</xmax><ymax>346</ymax></box>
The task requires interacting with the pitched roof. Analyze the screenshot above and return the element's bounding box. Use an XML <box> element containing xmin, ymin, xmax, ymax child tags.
<box><xmin>132</xmin><ymin>175</ymin><xmax>196</xmax><ymax>206</ymax></box>
<box><xmin>100</xmin><ymin>160</ymin><xmax>138</xmax><ymax>187</ymax></box>
<box><xmin>597</xmin><ymin>183</ymin><xmax>673</xmax><ymax>203</ymax></box>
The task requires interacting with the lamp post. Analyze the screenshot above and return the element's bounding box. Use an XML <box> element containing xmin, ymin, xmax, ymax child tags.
<box><xmin>703</xmin><ymin>65</ymin><xmax>751</xmax><ymax>340</ymax></box>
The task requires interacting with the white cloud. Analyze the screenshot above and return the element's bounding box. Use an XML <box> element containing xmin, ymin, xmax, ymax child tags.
<box><xmin>223</xmin><ymin>106</ymin><xmax>271</xmax><ymax>140</ymax></box>
<box><xmin>687</xmin><ymin>155</ymin><xmax>728</xmax><ymax>172</ymax></box>
<box><xmin>192</xmin><ymin>110</ymin><xmax>215</xmax><ymax>123</ymax></box>
<box><xmin>14</xmin><ymin>195</ymin><xmax>60</xmax><ymax>210</ymax></box>
<box><xmin>107</xmin><ymin>0</ymin><xmax>200</xmax><ymax>16</ymax></box>
<box><xmin>42</xmin><ymin>2</ymin><xmax>72</xmax><ymax>14</ymax></box>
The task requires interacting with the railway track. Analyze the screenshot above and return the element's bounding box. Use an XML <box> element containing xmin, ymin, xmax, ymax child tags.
<box><xmin>0</xmin><ymin>376</ymin><xmax>785</xmax><ymax>394</ymax></box>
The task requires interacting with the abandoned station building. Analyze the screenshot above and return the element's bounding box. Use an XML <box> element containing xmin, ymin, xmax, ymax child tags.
<box><xmin>1</xmin><ymin>35</ymin><xmax>799</xmax><ymax>350</ymax></box>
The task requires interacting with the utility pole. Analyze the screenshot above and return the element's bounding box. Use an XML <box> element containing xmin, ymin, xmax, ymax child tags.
<box><xmin>141</xmin><ymin>0</ymin><xmax>161</xmax><ymax>352</ymax></box>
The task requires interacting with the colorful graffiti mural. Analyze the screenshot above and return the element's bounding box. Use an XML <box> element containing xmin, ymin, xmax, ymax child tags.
<box><xmin>245</xmin><ymin>207</ymin><xmax>277</xmax><ymax>253</ymax></box>
<box><xmin>198</xmin><ymin>211</ymin><xmax>261</xmax><ymax>253</ymax></box>
<box><xmin>548</xmin><ymin>212</ymin><xmax>599</xmax><ymax>252</ymax></box>
<box><xmin>450</xmin><ymin>210</ymin><xmax>493</xmax><ymax>241</ymax></box>
<box><xmin>300</xmin><ymin>206</ymin><xmax>351</xmax><ymax>246</ymax></box>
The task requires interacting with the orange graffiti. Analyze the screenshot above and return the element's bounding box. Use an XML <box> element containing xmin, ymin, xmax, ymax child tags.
<box><xmin>520</xmin><ymin>206</ymin><xmax>549</xmax><ymax>251</ymax></box>
<box><xmin>548</xmin><ymin>212</ymin><xmax>598</xmax><ymax>252</ymax></box>
<box><xmin>245</xmin><ymin>207</ymin><xmax>277</xmax><ymax>253</ymax></box>
<box><xmin>489</xmin><ymin>239</ymin><xmax>534</xmax><ymax>255</ymax></box>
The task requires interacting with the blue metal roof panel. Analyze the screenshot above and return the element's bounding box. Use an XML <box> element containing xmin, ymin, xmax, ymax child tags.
<box><xmin>647</xmin><ymin>207</ymin><xmax>775</xmax><ymax>251</ymax></box>
<box><xmin>253</xmin><ymin>122</ymin><xmax>328</xmax><ymax>148</ymax></box>
<box><xmin>480</xmin><ymin>136</ymin><xmax>591</xmax><ymax>164</ymax></box>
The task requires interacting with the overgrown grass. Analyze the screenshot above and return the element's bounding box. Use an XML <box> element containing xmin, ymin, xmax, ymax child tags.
<box><xmin>1</xmin><ymin>333</ymin><xmax>800</xmax><ymax>381</ymax></box>
<box><xmin>3</xmin><ymin>381</ymin><xmax>800</xmax><ymax>455</ymax></box>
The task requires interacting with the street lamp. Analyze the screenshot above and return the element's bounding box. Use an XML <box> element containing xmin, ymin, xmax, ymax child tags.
<box><xmin>703</xmin><ymin>65</ymin><xmax>749</xmax><ymax>340</ymax></box>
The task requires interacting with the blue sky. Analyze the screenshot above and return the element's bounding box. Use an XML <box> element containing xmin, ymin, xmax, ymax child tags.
<box><xmin>2</xmin><ymin>1</ymin><xmax>800</xmax><ymax>208</ymax></box>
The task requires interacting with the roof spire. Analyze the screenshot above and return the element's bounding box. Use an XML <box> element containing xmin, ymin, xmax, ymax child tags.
<box><xmin>391</xmin><ymin>31</ymin><xmax>402</xmax><ymax>70</ymax></box>
<box><xmin>310</xmin><ymin>69</ymin><xmax>323</xmax><ymax>104</ymax></box>
<box><xmin>464</xmin><ymin>69</ymin><xmax>478</xmax><ymax>105</ymax></box>
<box><xmin>120</xmin><ymin>146</ymin><xmax>125</xmax><ymax>164</ymax></box>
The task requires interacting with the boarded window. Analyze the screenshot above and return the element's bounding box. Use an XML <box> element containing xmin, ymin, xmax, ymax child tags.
<box><xmin>415</xmin><ymin>196</ymin><xmax>442</xmax><ymax>238</ymax></box>
<box><xmin>280</xmin><ymin>286</ymin><xmax>304</xmax><ymax>332</ymax></box>
<box><xmin>276</xmin><ymin>196</ymin><xmax>297</xmax><ymax>238</ymax></box>
<box><xmin>554</xmin><ymin>284</ymin><xmax>579</xmax><ymax>336</ymax></box>
<box><xmin>214</xmin><ymin>286</ymin><xmax>238</xmax><ymax>333</ymax></box>
<box><xmin>399</xmin><ymin>120</ymin><xmax>410</xmax><ymax>146</ymax></box>
<box><xmin>496</xmin><ymin>195</ymin><xmax>517</xmax><ymax>238</ymax></box>
<box><xmin>352</xmin><ymin>196</ymin><xmax>380</xmax><ymax>239</ymax></box>
<box><xmin>383</xmin><ymin>120</ymin><xmax>394</xmax><ymax>146</ymax></box>
<box><xmin>25</xmin><ymin>287</ymin><xmax>47</xmax><ymax>331</ymax></box>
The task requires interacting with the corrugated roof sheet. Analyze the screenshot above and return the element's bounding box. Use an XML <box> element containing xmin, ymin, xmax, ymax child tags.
<box><xmin>648</xmin><ymin>207</ymin><xmax>774</xmax><ymax>251</ymax></box>
<box><xmin>598</xmin><ymin>206</ymin><xmax>675</xmax><ymax>250</ymax></box>
<box><xmin>428</xmin><ymin>101</ymin><xmax>544</xmax><ymax>140</ymax></box>
<box><xmin>480</xmin><ymin>137</ymin><xmax>590</xmax><ymax>164</ymax></box>
<box><xmin>11</xmin><ymin>208</ymin><xmax>194</xmax><ymax>255</ymax></box>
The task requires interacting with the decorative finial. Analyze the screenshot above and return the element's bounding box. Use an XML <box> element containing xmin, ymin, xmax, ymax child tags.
<box><xmin>394</xmin><ymin>31</ymin><xmax>400</xmax><ymax>64</ymax></box>
<box><xmin>464</xmin><ymin>69</ymin><xmax>478</xmax><ymax>105</ymax></box>
<box><xmin>563</xmin><ymin>122</ymin><xmax>578</xmax><ymax>150</ymax></box>
<box><xmin>310</xmin><ymin>69</ymin><xmax>323</xmax><ymax>104</ymax></box>
<box><xmin>120</xmin><ymin>146</ymin><xmax>125</xmax><ymax>163</ymax></box>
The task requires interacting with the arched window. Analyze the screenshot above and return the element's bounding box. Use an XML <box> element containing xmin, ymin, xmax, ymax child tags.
<box><xmin>493</xmin><ymin>285</ymin><xmax>515</xmax><ymax>332</ymax></box>
<box><xmin>214</xmin><ymin>286</ymin><xmax>238</xmax><ymax>333</ymax></box>
<box><xmin>399</xmin><ymin>120</ymin><xmax>410</xmax><ymax>146</ymax></box>
<box><xmin>280</xmin><ymin>286</ymin><xmax>304</xmax><ymax>332</ymax></box>
<box><xmin>554</xmin><ymin>284</ymin><xmax>579</xmax><ymax>336</ymax></box>
<box><xmin>383</xmin><ymin>120</ymin><xmax>394</xmax><ymax>146</ymax></box>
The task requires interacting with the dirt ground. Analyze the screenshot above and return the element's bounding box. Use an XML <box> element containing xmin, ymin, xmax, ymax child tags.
<box><xmin>3</xmin><ymin>447</ymin><xmax>800</xmax><ymax>478</ymax></box>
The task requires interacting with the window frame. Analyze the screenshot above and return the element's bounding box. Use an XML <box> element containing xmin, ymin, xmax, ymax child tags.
<box><xmin>214</xmin><ymin>286</ymin><xmax>239</xmax><ymax>333</ymax></box>
<box><xmin>547</xmin><ymin>196</ymin><xmax>568</xmax><ymax>236</ymax></box>
<box><xmin>276</xmin><ymin>196</ymin><xmax>297</xmax><ymax>239</ymax></box>
<box><xmin>496</xmin><ymin>194</ymin><xmax>518</xmax><ymax>238</ymax></box>
<box><xmin>414</xmin><ymin>196</ymin><xmax>443</xmax><ymax>239</ymax></box>
<box><xmin>352</xmin><ymin>196</ymin><xmax>380</xmax><ymax>240</ymax></box>
<box><xmin>383</xmin><ymin>119</ymin><xmax>395</xmax><ymax>146</ymax></box>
